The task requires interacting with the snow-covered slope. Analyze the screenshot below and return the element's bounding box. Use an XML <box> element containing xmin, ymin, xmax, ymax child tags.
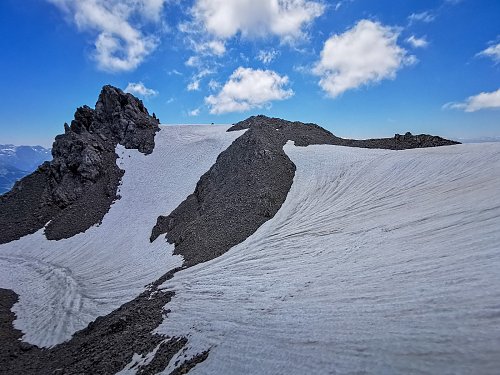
<box><xmin>0</xmin><ymin>126</ymin><xmax>242</xmax><ymax>347</ymax></box>
<box><xmin>156</xmin><ymin>142</ymin><xmax>500</xmax><ymax>374</ymax></box>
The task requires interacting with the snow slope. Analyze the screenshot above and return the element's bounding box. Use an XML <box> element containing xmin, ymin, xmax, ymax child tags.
<box><xmin>156</xmin><ymin>142</ymin><xmax>500</xmax><ymax>374</ymax></box>
<box><xmin>0</xmin><ymin>125</ymin><xmax>242</xmax><ymax>347</ymax></box>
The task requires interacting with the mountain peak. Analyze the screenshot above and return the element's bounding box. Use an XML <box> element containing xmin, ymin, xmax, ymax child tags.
<box><xmin>0</xmin><ymin>86</ymin><xmax>160</xmax><ymax>244</ymax></box>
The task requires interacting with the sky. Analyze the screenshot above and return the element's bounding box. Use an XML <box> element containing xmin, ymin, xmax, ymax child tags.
<box><xmin>0</xmin><ymin>0</ymin><xmax>499</xmax><ymax>147</ymax></box>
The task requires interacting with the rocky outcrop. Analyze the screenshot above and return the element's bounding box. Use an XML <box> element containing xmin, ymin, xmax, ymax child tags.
<box><xmin>0</xmin><ymin>85</ymin><xmax>159</xmax><ymax>244</ymax></box>
<box><xmin>151</xmin><ymin>115</ymin><xmax>460</xmax><ymax>267</ymax></box>
<box><xmin>151</xmin><ymin>124</ymin><xmax>297</xmax><ymax>266</ymax></box>
<box><xmin>150</xmin><ymin>116</ymin><xmax>341</xmax><ymax>266</ymax></box>
<box><xmin>231</xmin><ymin>115</ymin><xmax>460</xmax><ymax>149</ymax></box>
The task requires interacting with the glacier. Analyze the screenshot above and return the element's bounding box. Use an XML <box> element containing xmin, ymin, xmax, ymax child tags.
<box><xmin>155</xmin><ymin>141</ymin><xmax>500</xmax><ymax>374</ymax></box>
<box><xmin>0</xmin><ymin>125</ymin><xmax>242</xmax><ymax>347</ymax></box>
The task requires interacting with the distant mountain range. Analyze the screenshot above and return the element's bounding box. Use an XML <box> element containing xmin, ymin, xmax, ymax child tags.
<box><xmin>0</xmin><ymin>144</ymin><xmax>51</xmax><ymax>194</ymax></box>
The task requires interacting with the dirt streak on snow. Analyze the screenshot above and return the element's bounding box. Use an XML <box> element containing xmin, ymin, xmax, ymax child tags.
<box><xmin>0</xmin><ymin>125</ymin><xmax>243</xmax><ymax>347</ymax></box>
<box><xmin>157</xmin><ymin>142</ymin><xmax>500</xmax><ymax>374</ymax></box>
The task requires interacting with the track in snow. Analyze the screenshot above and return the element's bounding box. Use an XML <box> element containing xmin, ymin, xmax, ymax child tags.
<box><xmin>156</xmin><ymin>142</ymin><xmax>500</xmax><ymax>374</ymax></box>
<box><xmin>0</xmin><ymin>125</ymin><xmax>242</xmax><ymax>347</ymax></box>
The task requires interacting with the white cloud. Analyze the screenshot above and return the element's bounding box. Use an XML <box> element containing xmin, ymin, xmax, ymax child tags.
<box><xmin>208</xmin><ymin>79</ymin><xmax>221</xmax><ymax>91</ymax></box>
<box><xmin>443</xmin><ymin>89</ymin><xmax>500</xmax><ymax>112</ymax></box>
<box><xmin>406</xmin><ymin>35</ymin><xmax>428</xmax><ymax>48</ymax></box>
<box><xmin>257</xmin><ymin>49</ymin><xmax>279</xmax><ymax>64</ymax></box>
<box><xmin>187</xmin><ymin>80</ymin><xmax>200</xmax><ymax>91</ymax></box>
<box><xmin>125</xmin><ymin>82</ymin><xmax>158</xmax><ymax>97</ymax></box>
<box><xmin>190</xmin><ymin>0</ymin><xmax>325</xmax><ymax>42</ymax></box>
<box><xmin>188</xmin><ymin>108</ymin><xmax>201</xmax><ymax>116</ymax></box>
<box><xmin>137</xmin><ymin>0</ymin><xmax>167</xmax><ymax>22</ymax></box>
<box><xmin>187</xmin><ymin>39</ymin><xmax>227</xmax><ymax>56</ymax></box>
<box><xmin>48</xmin><ymin>0</ymin><xmax>165</xmax><ymax>72</ymax></box>
<box><xmin>478</xmin><ymin>42</ymin><xmax>500</xmax><ymax>63</ymax></box>
<box><xmin>408</xmin><ymin>11</ymin><xmax>435</xmax><ymax>24</ymax></box>
<box><xmin>313</xmin><ymin>20</ymin><xmax>415</xmax><ymax>98</ymax></box>
<box><xmin>205</xmin><ymin>67</ymin><xmax>294</xmax><ymax>114</ymax></box>
<box><xmin>205</xmin><ymin>40</ymin><xmax>226</xmax><ymax>55</ymax></box>
<box><xmin>185</xmin><ymin>56</ymin><xmax>201</xmax><ymax>67</ymax></box>
<box><xmin>168</xmin><ymin>69</ymin><xmax>183</xmax><ymax>76</ymax></box>
<box><xmin>187</xmin><ymin>68</ymin><xmax>215</xmax><ymax>91</ymax></box>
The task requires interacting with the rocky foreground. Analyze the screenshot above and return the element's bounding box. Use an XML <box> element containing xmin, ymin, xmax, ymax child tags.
<box><xmin>0</xmin><ymin>86</ymin><xmax>461</xmax><ymax>374</ymax></box>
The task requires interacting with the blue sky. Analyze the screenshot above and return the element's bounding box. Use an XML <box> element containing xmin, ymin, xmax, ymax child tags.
<box><xmin>0</xmin><ymin>0</ymin><xmax>499</xmax><ymax>147</ymax></box>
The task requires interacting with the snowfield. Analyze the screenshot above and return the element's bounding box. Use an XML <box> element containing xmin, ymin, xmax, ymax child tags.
<box><xmin>155</xmin><ymin>142</ymin><xmax>500</xmax><ymax>374</ymax></box>
<box><xmin>0</xmin><ymin>125</ymin><xmax>242</xmax><ymax>347</ymax></box>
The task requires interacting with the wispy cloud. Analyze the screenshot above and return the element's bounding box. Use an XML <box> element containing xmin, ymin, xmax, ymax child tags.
<box><xmin>477</xmin><ymin>41</ymin><xmax>500</xmax><ymax>63</ymax></box>
<box><xmin>256</xmin><ymin>49</ymin><xmax>279</xmax><ymax>64</ymax></box>
<box><xmin>188</xmin><ymin>107</ymin><xmax>201</xmax><ymax>116</ymax></box>
<box><xmin>187</xmin><ymin>80</ymin><xmax>200</xmax><ymax>91</ymax></box>
<box><xmin>406</xmin><ymin>35</ymin><xmax>428</xmax><ymax>48</ymax></box>
<box><xmin>408</xmin><ymin>11</ymin><xmax>435</xmax><ymax>24</ymax></box>
<box><xmin>443</xmin><ymin>89</ymin><xmax>500</xmax><ymax>112</ymax></box>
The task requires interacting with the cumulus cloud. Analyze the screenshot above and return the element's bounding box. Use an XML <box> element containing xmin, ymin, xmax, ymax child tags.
<box><xmin>48</xmin><ymin>0</ymin><xmax>165</xmax><ymax>72</ymax></box>
<box><xmin>443</xmin><ymin>89</ymin><xmax>500</xmax><ymax>112</ymax></box>
<box><xmin>257</xmin><ymin>49</ymin><xmax>279</xmax><ymax>64</ymax></box>
<box><xmin>125</xmin><ymin>82</ymin><xmax>158</xmax><ymax>97</ymax></box>
<box><xmin>406</xmin><ymin>35</ymin><xmax>428</xmax><ymax>48</ymax></box>
<box><xmin>190</xmin><ymin>0</ymin><xmax>325</xmax><ymax>42</ymax></box>
<box><xmin>478</xmin><ymin>42</ymin><xmax>500</xmax><ymax>63</ymax></box>
<box><xmin>205</xmin><ymin>67</ymin><xmax>294</xmax><ymax>114</ymax></box>
<box><xmin>313</xmin><ymin>20</ymin><xmax>415</xmax><ymax>98</ymax></box>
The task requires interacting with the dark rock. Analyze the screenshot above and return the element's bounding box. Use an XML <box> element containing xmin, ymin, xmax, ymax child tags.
<box><xmin>0</xmin><ymin>85</ymin><xmax>159</xmax><ymax>244</ymax></box>
<box><xmin>151</xmin><ymin>115</ymin><xmax>345</xmax><ymax>266</ymax></box>
<box><xmin>19</xmin><ymin>342</ymin><xmax>34</xmax><ymax>352</ymax></box>
<box><xmin>136</xmin><ymin>337</ymin><xmax>188</xmax><ymax>375</ymax></box>
<box><xmin>168</xmin><ymin>350</ymin><xmax>210</xmax><ymax>375</ymax></box>
<box><xmin>232</xmin><ymin>115</ymin><xmax>459</xmax><ymax>150</ymax></box>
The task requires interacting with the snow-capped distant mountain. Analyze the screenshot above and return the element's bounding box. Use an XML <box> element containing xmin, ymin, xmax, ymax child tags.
<box><xmin>0</xmin><ymin>144</ymin><xmax>51</xmax><ymax>194</ymax></box>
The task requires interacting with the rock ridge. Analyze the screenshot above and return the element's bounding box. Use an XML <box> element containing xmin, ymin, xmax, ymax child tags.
<box><xmin>230</xmin><ymin>115</ymin><xmax>460</xmax><ymax>149</ymax></box>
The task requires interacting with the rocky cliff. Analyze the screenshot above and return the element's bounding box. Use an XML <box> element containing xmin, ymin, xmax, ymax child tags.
<box><xmin>0</xmin><ymin>85</ymin><xmax>159</xmax><ymax>244</ymax></box>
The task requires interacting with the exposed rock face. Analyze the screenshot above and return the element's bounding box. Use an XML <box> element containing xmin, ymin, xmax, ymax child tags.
<box><xmin>151</xmin><ymin>124</ymin><xmax>296</xmax><ymax>266</ymax></box>
<box><xmin>150</xmin><ymin>116</ymin><xmax>339</xmax><ymax>266</ymax></box>
<box><xmin>0</xmin><ymin>85</ymin><xmax>159</xmax><ymax>244</ymax></box>
<box><xmin>0</xmin><ymin>289</ymin><xmax>24</xmax><ymax>363</ymax></box>
<box><xmin>231</xmin><ymin>115</ymin><xmax>460</xmax><ymax>149</ymax></box>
